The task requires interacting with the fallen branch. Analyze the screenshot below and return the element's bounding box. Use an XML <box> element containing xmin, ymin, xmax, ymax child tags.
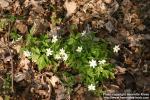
<box><xmin>6</xmin><ymin>23</ymin><xmax>14</xmax><ymax>93</ymax></box>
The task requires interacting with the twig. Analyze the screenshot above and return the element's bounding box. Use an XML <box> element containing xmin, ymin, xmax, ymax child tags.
<box><xmin>123</xmin><ymin>46</ymin><xmax>133</xmax><ymax>54</ymax></box>
<box><xmin>7</xmin><ymin>23</ymin><xmax>14</xmax><ymax>93</ymax></box>
<box><xmin>0</xmin><ymin>76</ymin><xmax>4</xmax><ymax>81</ymax></box>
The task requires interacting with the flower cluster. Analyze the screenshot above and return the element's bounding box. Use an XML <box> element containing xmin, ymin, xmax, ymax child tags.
<box><xmin>55</xmin><ymin>48</ymin><xmax>68</xmax><ymax>61</ymax></box>
<box><xmin>113</xmin><ymin>45</ymin><xmax>120</xmax><ymax>53</ymax></box>
<box><xmin>89</xmin><ymin>59</ymin><xmax>106</xmax><ymax>68</ymax></box>
<box><xmin>46</xmin><ymin>47</ymin><xmax>69</xmax><ymax>61</ymax></box>
<box><xmin>81</xmin><ymin>30</ymin><xmax>86</xmax><ymax>36</ymax></box>
<box><xmin>76</xmin><ymin>46</ymin><xmax>82</xmax><ymax>52</ymax></box>
<box><xmin>23</xmin><ymin>50</ymin><xmax>31</xmax><ymax>57</ymax></box>
<box><xmin>89</xmin><ymin>59</ymin><xmax>97</xmax><ymax>68</ymax></box>
<box><xmin>46</xmin><ymin>48</ymin><xmax>53</xmax><ymax>56</ymax></box>
<box><xmin>98</xmin><ymin>59</ymin><xmax>106</xmax><ymax>65</ymax></box>
<box><xmin>52</xmin><ymin>35</ymin><xmax>58</xmax><ymax>43</ymax></box>
<box><xmin>88</xmin><ymin>84</ymin><xmax>95</xmax><ymax>91</ymax></box>
<box><xmin>24</xmin><ymin>32</ymin><xmax>116</xmax><ymax>92</ymax></box>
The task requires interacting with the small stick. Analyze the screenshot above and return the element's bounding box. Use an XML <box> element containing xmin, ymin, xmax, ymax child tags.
<box><xmin>7</xmin><ymin>23</ymin><xmax>14</xmax><ymax>93</ymax></box>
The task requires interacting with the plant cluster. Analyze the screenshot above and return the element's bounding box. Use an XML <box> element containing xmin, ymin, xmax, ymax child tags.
<box><xmin>0</xmin><ymin>74</ymin><xmax>12</xmax><ymax>94</ymax></box>
<box><xmin>22</xmin><ymin>31</ymin><xmax>116</xmax><ymax>91</ymax></box>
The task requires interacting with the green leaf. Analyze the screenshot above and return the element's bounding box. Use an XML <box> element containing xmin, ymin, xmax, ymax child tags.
<box><xmin>37</xmin><ymin>55</ymin><xmax>47</xmax><ymax>70</ymax></box>
<box><xmin>102</xmin><ymin>70</ymin><xmax>109</xmax><ymax>79</ymax></box>
<box><xmin>91</xmin><ymin>48</ymin><xmax>99</xmax><ymax>57</ymax></box>
<box><xmin>109</xmin><ymin>72</ymin><xmax>115</xmax><ymax>79</ymax></box>
<box><xmin>31</xmin><ymin>47</ymin><xmax>40</xmax><ymax>54</ymax></box>
<box><xmin>86</xmin><ymin>68</ymin><xmax>94</xmax><ymax>77</ymax></box>
<box><xmin>9</xmin><ymin>15</ymin><xmax>17</xmax><ymax>21</ymax></box>
<box><xmin>0</xmin><ymin>18</ymin><xmax>9</xmax><ymax>29</ymax></box>
<box><xmin>31</xmin><ymin>53</ymin><xmax>40</xmax><ymax>63</ymax></box>
<box><xmin>10</xmin><ymin>31</ymin><xmax>21</xmax><ymax>40</ymax></box>
<box><xmin>68</xmin><ymin>37</ymin><xmax>75</xmax><ymax>45</ymax></box>
<box><xmin>26</xmin><ymin>34</ymin><xmax>34</xmax><ymax>45</ymax></box>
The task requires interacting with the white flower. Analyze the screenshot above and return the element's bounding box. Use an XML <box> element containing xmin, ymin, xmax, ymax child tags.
<box><xmin>62</xmin><ymin>53</ymin><xmax>68</xmax><ymax>61</ymax></box>
<box><xmin>56</xmin><ymin>48</ymin><xmax>68</xmax><ymax>61</ymax></box>
<box><xmin>88</xmin><ymin>84</ymin><xmax>95</xmax><ymax>91</ymax></box>
<box><xmin>46</xmin><ymin>48</ymin><xmax>53</xmax><ymax>56</ymax></box>
<box><xmin>55</xmin><ymin>54</ymin><xmax>61</xmax><ymax>60</ymax></box>
<box><xmin>89</xmin><ymin>59</ymin><xmax>97</xmax><ymax>68</ymax></box>
<box><xmin>76</xmin><ymin>46</ymin><xmax>82</xmax><ymax>52</ymax></box>
<box><xmin>23</xmin><ymin>50</ymin><xmax>31</xmax><ymax>57</ymax></box>
<box><xmin>98</xmin><ymin>59</ymin><xmax>106</xmax><ymax>65</ymax></box>
<box><xmin>16</xmin><ymin>36</ymin><xmax>23</xmax><ymax>42</ymax></box>
<box><xmin>81</xmin><ymin>30</ymin><xmax>86</xmax><ymax>36</ymax></box>
<box><xmin>113</xmin><ymin>45</ymin><xmax>120</xmax><ymax>53</ymax></box>
<box><xmin>52</xmin><ymin>35</ymin><xmax>58</xmax><ymax>43</ymax></box>
<box><xmin>11</xmin><ymin>36</ymin><xmax>23</xmax><ymax>43</ymax></box>
<box><xmin>59</xmin><ymin>48</ymin><xmax>66</xmax><ymax>55</ymax></box>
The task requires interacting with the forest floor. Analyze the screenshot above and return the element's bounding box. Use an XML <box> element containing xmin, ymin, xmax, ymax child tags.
<box><xmin>0</xmin><ymin>0</ymin><xmax>150</xmax><ymax>100</ymax></box>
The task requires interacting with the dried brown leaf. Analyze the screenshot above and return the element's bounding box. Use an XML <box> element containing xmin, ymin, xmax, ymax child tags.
<box><xmin>115</xmin><ymin>66</ymin><xmax>126</xmax><ymax>74</ymax></box>
<box><xmin>4</xmin><ymin>56</ymin><xmax>12</xmax><ymax>63</ymax></box>
<box><xmin>106</xmin><ymin>84</ymin><xmax>120</xmax><ymax>93</ymax></box>
<box><xmin>0</xmin><ymin>96</ymin><xmax>3</xmax><ymax>100</ymax></box>
<box><xmin>12</xmin><ymin>44</ymin><xmax>21</xmax><ymax>53</ymax></box>
<box><xmin>14</xmin><ymin>72</ymin><xmax>26</xmax><ymax>82</ymax></box>
<box><xmin>16</xmin><ymin>21</ymin><xmax>28</xmax><ymax>34</ymax></box>
<box><xmin>105</xmin><ymin>21</ymin><xmax>115</xmax><ymax>33</ymax></box>
<box><xmin>19</xmin><ymin>57</ymin><xmax>30</xmax><ymax>70</ymax></box>
<box><xmin>64</xmin><ymin>0</ymin><xmax>77</xmax><ymax>17</ymax></box>
<box><xmin>50</xmin><ymin>76</ymin><xmax>60</xmax><ymax>87</ymax></box>
<box><xmin>0</xmin><ymin>0</ymin><xmax>9</xmax><ymax>8</ymax></box>
<box><xmin>104</xmin><ymin>0</ymin><xmax>113</xmax><ymax>4</ymax></box>
<box><xmin>55</xmin><ymin>84</ymin><xmax>66</xmax><ymax>100</ymax></box>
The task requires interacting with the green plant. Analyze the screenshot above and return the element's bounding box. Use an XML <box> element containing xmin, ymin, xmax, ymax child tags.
<box><xmin>10</xmin><ymin>31</ymin><xmax>22</xmax><ymax>41</ymax></box>
<box><xmin>61</xmin><ymin>72</ymin><xmax>76</xmax><ymax>94</ymax></box>
<box><xmin>0</xmin><ymin>16</ymin><xmax>17</xmax><ymax>30</ymax></box>
<box><xmin>0</xmin><ymin>18</ymin><xmax>9</xmax><ymax>30</ymax></box>
<box><xmin>23</xmin><ymin>31</ymin><xmax>115</xmax><ymax>92</ymax></box>
<box><xmin>2</xmin><ymin>74</ymin><xmax>12</xmax><ymax>94</ymax></box>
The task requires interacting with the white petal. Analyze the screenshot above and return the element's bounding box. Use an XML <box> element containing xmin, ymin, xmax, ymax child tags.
<box><xmin>98</xmin><ymin>59</ymin><xmax>106</xmax><ymax>65</ymax></box>
<box><xmin>89</xmin><ymin>59</ymin><xmax>97</xmax><ymax>68</ymax></box>
<box><xmin>46</xmin><ymin>48</ymin><xmax>53</xmax><ymax>56</ymax></box>
<box><xmin>88</xmin><ymin>84</ymin><xmax>95</xmax><ymax>91</ymax></box>
<box><xmin>81</xmin><ymin>31</ymin><xmax>86</xmax><ymax>36</ymax></box>
<box><xmin>76</xmin><ymin>46</ymin><xmax>82</xmax><ymax>52</ymax></box>
<box><xmin>59</xmin><ymin>48</ymin><xmax>66</xmax><ymax>55</ymax></box>
<box><xmin>23</xmin><ymin>50</ymin><xmax>31</xmax><ymax>57</ymax></box>
<box><xmin>113</xmin><ymin>45</ymin><xmax>120</xmax><ymax>53</ymax></box>
<box><xmin>55</xmin><ymin>54</ymin><xmax>61</xmax><ymax>60</ymax></box>
<box><xmin>62</xmin><ymin>53</ymin><xmax>68</xmax><ymax>61</ymax></box>
<box><xmin>52</xmin><ymin>35</ymin><xmax>58</xmax><ymax>43</ymax></box>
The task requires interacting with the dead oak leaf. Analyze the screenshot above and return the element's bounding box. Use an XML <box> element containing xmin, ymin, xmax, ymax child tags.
<box><xmin>16</xmin><ymin>21</ymin><xmax>28</xmax><ymax>34</ymax></box>
<box><xmin>0</xmin><ymin>96</ymin><xmax>3</xmax><ymax>100</ymax></box>
<box><xmin>105</xmin><ymin>21</ymin><xmax>115</xmax><ymax>33</ymax></box>
<box><xmin>104</xmin><ymin>0</ymin><xmax>113</xmax><ymax>4</ymax></box>
<box><xmin>4</xmin><ymin>56</ymin><xmax>12</xmax><ymax>63</ymax></box>
<box><xmin>64</xmin><ymin>0</ymin><xmax>77</xmax><ymax>17</ymax></box>
<box><xmin>115</xmin><ymin>66</ymin><xmax>126</xmax><ymax>74</ymax></box>
<box><xmin>19</xmin><ymin>57</ymin><xmax>30</xmax><ymax>70</ymax></box>
<box><xmin>0</xmin><ymin>0</ymin><xmax>9</xmax><ymax>8</ymax></box>
<box><xmin>12</xmin><ymin>44</ymin><xmax>21</xmax><ymax>53</ymax></box>
<box><xmin>50</xmin><ymin>75</ymin><xmax>60</xmax><ymax>87</ymax></box>
<box><xmin>14</xmin><ymin>72</ymin><xmax>26</xmax><ymax>82</ymax></box>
